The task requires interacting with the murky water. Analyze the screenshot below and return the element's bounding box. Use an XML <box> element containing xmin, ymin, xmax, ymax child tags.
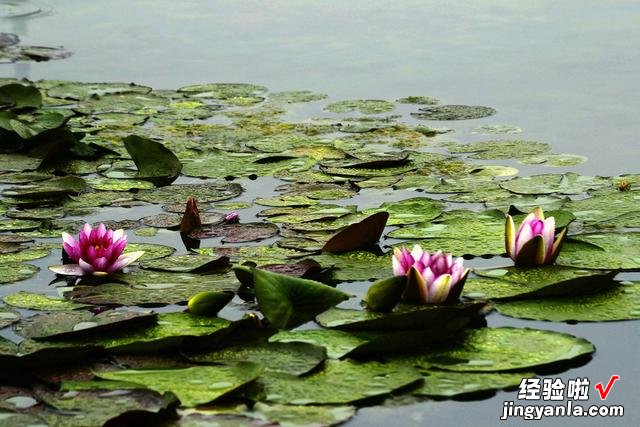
<box><xmin>1</xmin><ymin>1</ymin><xmax>639</xmax><ymax>425</ymax></box>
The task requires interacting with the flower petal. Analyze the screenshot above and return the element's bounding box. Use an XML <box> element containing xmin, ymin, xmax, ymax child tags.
<box><xmin>542</xmin><ymin>217</ymin><xmax>555</xmax><ymax>261</ymax></box>
<box><xmin>108</xmin><ymin>251</ymin><xmax>145</xmax><ymax>272</ymax></box>
<box><xmin>78</xmin><ymin>258</ymin><xmax>95</xmax><ymax>274</ymax></box>
<box><xmin>401</xmin><ymin>266</ymin><xmax>428</xmax><ymax>304</ymax></box>
<box><xmin>427</xmin><ymin>273</ymin><xmax>452</xmax><ymax>304</ymax></box>
<box><xmin>505</xmin><ymin>214</ymin><xmax>516</xmax><ymax>259</ymax></box>
<box><xmin>49</xmin><ymin>264</ymin><xmax>86</xmax><ymax>276</ymax></box>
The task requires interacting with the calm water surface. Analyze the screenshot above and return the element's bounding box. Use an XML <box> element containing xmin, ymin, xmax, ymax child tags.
<box><xmin>1</xmin><ymin>1</ymin><xmax>639</xmax><ymax>426</ymax></box>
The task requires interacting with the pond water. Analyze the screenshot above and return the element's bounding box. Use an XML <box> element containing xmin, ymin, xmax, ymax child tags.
<box><xmin>1</xmin><ymin>0</ymin><xmax>639</xmax><ymax>426</ymax></box>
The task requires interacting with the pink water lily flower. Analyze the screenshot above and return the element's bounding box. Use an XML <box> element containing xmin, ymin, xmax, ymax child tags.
<box><xmin>49</xmin><ymin>223</ymin><xmax>145</xmax><ymax>276</ymax></box>
<box><xmin>505</xmin><ymin>207</ymin><xmax>567</xmax><ymax>266</ymax></box>
<box><xmin>392</xmin><ymin>244</ymin><xmax>469</xmax><ymax>304</ymax></box>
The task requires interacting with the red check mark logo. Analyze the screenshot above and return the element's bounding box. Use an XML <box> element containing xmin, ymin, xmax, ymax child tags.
<box><xmin>595</xmin><ymin>375</ymin><xmax>620</xmax><ymax>400</ymax></box>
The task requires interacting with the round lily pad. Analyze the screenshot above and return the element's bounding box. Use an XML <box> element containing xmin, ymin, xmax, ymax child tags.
<box><xmin>269</xmin><ymin>91</ymin><xmax>328</xmax><ymax>103</ymax></box>
<box><xmin>256</xmin><ymin>359</ymin><xmax>421</xmax><ymax>405</ymax></box>
<box><xmin>495</xmin><ymin>282</ymin><xmax>640</xmax><ymax>322</ymax></box>
<box><xmin>134</xmin><ymin>183</ymin><xmax>243</xmax><ymax>205</ymax></box>
<box><xmin>187</xmin><ymin>342</ymin><xmax>326</xmax><ymax>375</ymax></box>
<box><xmin>500</xmin><ymin>173</ymin><xmax>609</xmax><ymax>195</ymax></box>
<box><xmin>473</xmin><ymin>124</ymin><xmax>522</xmax><ymax>134</ymax></box>
<box><xmin>3</xmin><ymin>291</ymin><xmax>90</xmax><ymax>311</ymax></box>
<box><xmin>407</xmin><ymin>327</ymin><xmax>594</xmax><ymax>372</ymax></box>
<box><xmin>97</xmin><ymin>362</ymin><xmax>263</xmax><ymax>407</ymax></box>
<box><xmin>324</xmin><ymin>99</ymin><xmax>395</xmax><ymax>115</ymax></box>
<box><xmin>396</xmin><ymin>96</ymin><xmax>439</xmax><ymax>105</ymax></box>
<box><xmin>557</xmin><ymin>233</ymin><xmax>640</xmax><ymax>270</ymax></box>
<box><xmin>190</xmin><ymin>222</ymin><xmax>279</xmax><ymax>243</ymax></box>
<box><xmin>413</xmin><ymin>370</ymin><xmax>528</xmax><ymax>397</ymax></box>
<box><xmin>124</xmin><ymin>243</ymin><xmax>175</xmax><ymax>261</ymax></box>
<box><xmin>0</xmin><ymin>306</ymin><xmax>21</xmax><ymax>328</ymax></box>
<box><xmin>411</xmin><ymin>105</ymin><xmax>496</xmax><ymax>120</ymax></box>
<box><xmin>0</xmin><ymin>262</ymin><xmax>38</xmax><ymax>284</ymax></box>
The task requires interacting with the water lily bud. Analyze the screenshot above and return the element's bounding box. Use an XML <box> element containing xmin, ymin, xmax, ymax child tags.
<box><xmin>505</xmin><ymin>207</ymin><xmax>567</xmax><ymax>266</ymax></box>
<box><xmin>180</xmin><ymin>196</ymin><xmax>202</xmax><ymax>233</ymax></box>
<box><xmin>188</xmin><ymin>291</ymin><xmax>234</xmax><ymax>316</ymax></box>
<box><xmin>224</xmin><ymin>211</ymin><xmax>240</xmax><ymax>224</ymax></box>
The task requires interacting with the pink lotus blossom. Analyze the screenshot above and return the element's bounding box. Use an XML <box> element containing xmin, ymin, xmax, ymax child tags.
<box><xmin>49</xmin><ymin>223</ymin><xmax>144</xmax><ymax>276</ymax></box>
<box><xmin>392</xmin><ymin>244</ymin><xmax>469</xmax><ymax>304</ymax></box>
<box><xmin>223</xmin><ymin>211</ymin><xmax>239</xmax><ymax>224</ymax></box>
<box><xmin>505</xmin><ymin>207</ymin><xmax>567</xmax><ymax>266</ymax></box>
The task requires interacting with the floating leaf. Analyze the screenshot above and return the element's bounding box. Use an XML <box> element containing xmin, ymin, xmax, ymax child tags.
<box><xmin>187</xmin><ymin>342</ymin><xmax>326</xmax><ymax>375</ymax></box>
<box><xmin>405</xmin><ymin>327</ymin><xmax>594</xmax><ymax>372</ymax></box>
<box><xmin>411</xmin><ymin>105</ymin><xmax>495</xmax><ymax>120</ymax></box>
<box><xmin>413</xmin><ymin>371</ymin><xmax>528</xmax><ymax>397</ymax></box>
<box><xmin>557</xmin><ymin>233</ymin><xmax>640</xmax><ymax>270</ymax></box>
<box><xmin>362</xmin><ymin>197</ymin><xmax>445</xmax><ymax>226</ymax></box>
<box><xmin>134</xmin><ymin>183</ymin><xmax>243</xmax><ymax>205</ymax></box>
<box><xmin>3</xmin><ymin>291</ymin><xmax>90</xmax><ymax>311</ymax></box>
<box><xmin>256</xmin><ymin>359</ymin><xmax>421</xmax><ymax>405</ymax></box>
<box><xmin>253</xmin><ymin>268</ymin><xmax>350</xmax><ymax>329</ymax></box>
<box><xmin>495</xmin><ymin>281</ymin><xmax>640</xmax><ymax>322</ymax></box>
<box><xmin>14</xmin><ymin>310</ymin><xmax>155</xmax><ymax>340</ymax></box>
<box><xmin>141</xmin><ymin>254</ymin><xmax>229</xmax><ymax>273</ymax></box>
<box><xmin>324</xmin><ymin>99</ymin><xmax>395</xmax><ymax>115</ymax></box>
<box><xmin>0</xmin><ymin>306</ymin><xmax>20</xmax><ymax>328</ymax></box>
<box><xmin>0</xmin><ymin>83</ymin><xmax>42</xmax><ymax>109</ymax></box>
<box><xmin>270</xmin><ymin>329</ymin><xmax>370</xmax><ymax>359</ymax></box>
<box><xmin>396</xmin><ymin>96</ymin><xmax>439</xmax><ymax>105</ymax></box>
<box><xmin>64</xmin><ymin>271</ymin><xmax>238</xmax><ymax>306</ymax></box>
<box><xmin>97</xmin><ymin>363</ymin><xmax>263</xmax><ymax>407</ymax></box>
<box><xmin>446</xmin><ymin>140</ymin><xmax>549</xmax><ymax>159</ymax></box>
<box><xmin>500</xmin><ymin>173</ymin><xmax>608</xmax><ymax>195</ymax></box>
<box><xmin>464</xmin><ymin>266</ymin><xmax>615</xmax><ymax>300</ymax></box>
<box><xmin>190</xmin><ymin>222</ymin><xmax>279</xmax><ymax>243</ymax></box>
<box><xmin>0</xmin><ymin>263</ymin><xmax>38</xmax><ymax>284</ymax></box>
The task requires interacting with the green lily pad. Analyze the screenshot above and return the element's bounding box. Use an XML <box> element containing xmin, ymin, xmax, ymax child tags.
<box><xmin>396</xmin><ymin>96</ymin><xmax>439</xmax><ymax>105</ymax></box>
<box><xmin>0</xmin><ymin>263</ymin><xmax>38</xmax><ymax>284</ymax></box>
<box><xmin>20</xmin><ymin>312</ymin><xmax>231</xmax><ymax>355</ymax></box>
<box><xmin>97</xmin><ymin>362</ymin><xmax>263</xmax><ymax>407</ymax></box>
<box><xmin>324</xmin><ymin>100</ymin><xmax>395</xmax><ymax>115</ymax></box>
<box><xmin>520</xmin><ymin>153</ymin><xmax>588</xmax><ymax>167</ymax></box>
<box><xmin>14</xmin><ymin>310</ymin><xmax>155</xmax><ymax>340</ymax></box>
<box><xmin>362</xmin><ymin>197</ymin><xmax>445</xmax><ymax>226</ymax></box>
<box><xmin>0</xmin><ymin>218</ymin><xmax>40</xmax><ymax>231</ymax></box>
<box><xmin>36</xmin><ymin>388</ymin><xmax>176</xmax><ymax>427</ymax></box>
<box><xmin>0</xmin><ymin>154</ymin><xmax>41</xmax><ymax>172</ymax></box>
<box><xmin>253</xmin><ymin>268</ymin><xmax>350</xmax><ymax>329</ymax></box>
<box><xmin>269</xmin><ymin>91</ymin><xmax>328</xmax><ymax>103</ymax></box>
<box><xmin>2</xmin><ymin>176</ymin><xmax>86</xmax><ymax>199</ymax></box>
<box><xmin>63</xmin><ymin>271</ymin><xmax>238</xmax><ymax>306</ymax></box>
<box><xmin>134</xmin><ymin>182</ymin><xmax>243</xmax><ymax>205</ymax></box>
<box><xmin>446</xmin><ymin>140</ymin><xmax>550</xmax><ymax>159</ymax></box>
<box><xmin>255</xmin><ymin>359</ymin><xmax>421</xmax><ymax>405</ymax></box>
<box><xmin>557</xmin><ymin>233</ymin><xmax>640</xmax><ymax>270</ymax></box>
<box><xmin>140</xmin><ymin>255</ymin><xmax>229</xmax><ymax>273</ymax></box>
<box><xmin>464</xmin><ymin>267</ymin><xmax>615</xmax><ymax>300</ymax></box>
<box><xmin>187</xmin><ymin>342</ymin><xmax>326</xmax><ymax>375</ymax></box>
<box><xmin>270</xmin><ymin>329</ymin><xmax>370</xmax><ymax>359</ymax></box>
<box><xmin>3</xmin><ymin>292</ymin><xmax>90</xmax><ymax>310</ymax></box>
<box><xmin>406</xmin><ymin>327</ymin><xmax>594</xmax><ymax>372</ymax></box>
<box><xmin>473</xmin><ymin>124</ymin><xmax>522</xmax><ymax>134</ymax></box>
<box><xmin>0</xmin><ymin>243</ymin><xmax>52</xmax><ymax>263</ymax></box>
<box><xmin>316</xmin><ymin>302</ymin><xmax>487</xmax><ymax>331</ymax></box>
<box><xmin>495</xmin><ymin>281</ymin><xmax>640</xmax><ymax>322</ymax></box>
<box><xmin>182</xmin><ymin>152</ymin><xmax>316</xmax><ymax>180</ymax></box>
<box><xmin>411</xmin><ymin>105</ymin><xmax>495</xmax><ymax>120</ymax></box>
<box><xmin>389</xmin><ymin>209</ymin><xmax>506</xmax><ymax>256</ymax></box>
<box><xmin>191</xmin><ymin>222</ymin><xmax>279</xmax><ymax>243</ymax></box>
<box><xmin>561</xmin><ymin>191</ymin><xmax>640</xmax><ymax>224</ymax></box>
<box><xmin>313</xmin><ymin>251</ymin><xmax>390</xmax><ymax>282</ymax></box>
<box><xmin>46</xmin><ymin>81</ymin><xmax>152</xmax><ymax>100</ymax></box>
<box><xmin>178</xmin><ymin>83</ymin><xmax>267</xmax><ymax>100</ymax></box>
<box><xmin>255</xmin><ymin>195</ymin><xmax>320</xmax><ymax>207</ymax></box>
<box><xmin>413</xmin><ymin>371</ymin><xmax>528</xmax><ymax>397</ymax></box>
<box><xmin>85</xmin><ymin>177</ymin><xmax>154</xmax><ymax>191</ymax></box>
<box><xmin>198</xmin><ymin>245</ymin><xmax>306</xmax><ymax>266</ymax></box>
<box><xmin>124</xmin><ymin>243</ymin><xmax>175</xmax><ymax>261</ymax></box>
<box><xmin>500</xmin><ymin>173</ymin><xmax>609</xmax><ymax>195</ymax></box>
